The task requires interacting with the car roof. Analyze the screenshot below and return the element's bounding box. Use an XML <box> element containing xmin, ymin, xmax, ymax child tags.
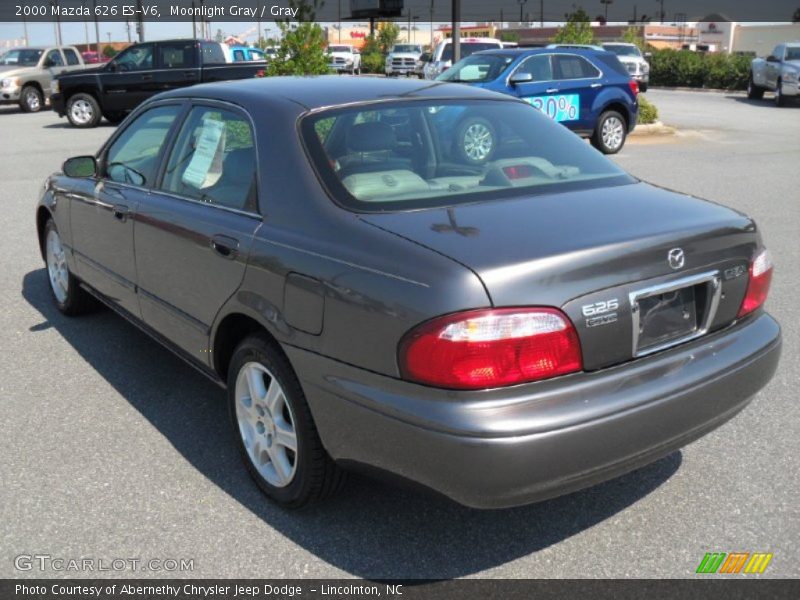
<box><xmin>475</xmin><ymin>47</ymin><xmax>612</xmax><ymax>58</ymax></box>
<box><xmin>157</xmin><ymin>75</ymin><xmax>518</xmax><ymax>112</ymax></box>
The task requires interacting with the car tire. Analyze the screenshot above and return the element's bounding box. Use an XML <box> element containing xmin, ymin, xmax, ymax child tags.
<box><xmin>228</xmin><ymin>334</ymin><xmax>345</xmax><ymax>508</ymax></box>
<box><xmin>19</xmin><ymin>85</ymin><xmax>43</xmax><ymax>113</ymax></box>
<box><xmin>43</xmin><ymin>219</ymin><xmax>96</xmax><ymax>316</ymax></box>
<box><xmin>592</xmin><ymin>110</ymin><xmax>627</xmax><ymax>155</ymax></box>
<box><xmin>454</xmin><ymin>117</ymin><xmax>497</xmax><ymax>165</ymax></box>
<box><xmin>774</xmin><ymin>80</ymin><xmax>786</xmax><ymax>107</ymax></box>
<box><xmin>747</xmin><ymin>75</ymin><xmax>765</xmax><ymax>100</ymax></box>
<box><xmin>66</xmin><ymin>93</ymin><xmax>102</xmax><ymax>128</ymax></box>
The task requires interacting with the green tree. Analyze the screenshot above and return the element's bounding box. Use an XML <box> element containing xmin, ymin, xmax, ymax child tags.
<box><xmin>102</xmin><ymin>45</ymin><xmax>117</xmax><ymax>58</ymax></box>
<box><xmin>377</xmin><ymin>21</ymin><xmax>400</xmax><ymax>54</ymax></box>
<box><xmin>266</xmin><ymin>0</ymin><xmax>330</xmax><ymax>76</ymax></box>
<box><xmin>214</xmin><ymin>29</ymin><xmax>224</xmax><ymax>43</ymax></box>
<box><xmin>620</xmin><ymin>26</ymin><xmax>646</xmax><ymax>51</ymax></box>
<box><xmin>552</xmin><ymin>7</ymin><xmax>596</xmax><ymax>45</ymax></box>
<box><xmin>499</xmin><ymin>31</ymin><xmax>520</xmax><ymax>43</ymax></box>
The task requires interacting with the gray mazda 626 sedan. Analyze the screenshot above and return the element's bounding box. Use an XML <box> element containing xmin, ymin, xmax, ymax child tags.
<box><xmin>36</xmin><ymin>76</ymin><xmax>781</xmax><ymax>509</ymax></box>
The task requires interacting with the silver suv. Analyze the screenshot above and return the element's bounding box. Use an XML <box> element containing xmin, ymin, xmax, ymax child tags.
<box><xmin>602</xmin><ymin>43</ymin><xmax>650</xmax><ymax>91</ymax></box>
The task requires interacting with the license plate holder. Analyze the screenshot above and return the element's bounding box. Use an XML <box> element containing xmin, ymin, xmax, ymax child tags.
<box><xmin>630</xmin><ymin>270</ymin><xmax>722</xmax><ymax>357</ymax></box>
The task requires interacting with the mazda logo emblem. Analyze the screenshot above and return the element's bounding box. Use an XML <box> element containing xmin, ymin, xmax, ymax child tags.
<box><xmin>668</xmin><ymin>248</ymin><xmax>685</xmax><ymax>270</ymax></box>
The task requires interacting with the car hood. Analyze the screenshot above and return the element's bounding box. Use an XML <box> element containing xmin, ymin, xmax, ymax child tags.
<box><xmin>57</xmin><ymin>65</ymin><xmax>105</xmax><ymax>77</ymax></box>
<box><xmin>0</xmin><ymin>65</ymin><xmax>36</xmax><ymax>77</ymax></box>
<box><xmin>359</xmin><ymin>181</ymin><xmax>755</xmax><ymax>308</ymax></box>
<box><xmin>329</xmin><ymin>52</ymin><xmax>354</xmax><ymax>58</ymax></box>
<box><xmin>783</xmin><ymin>59</ymin><xmax>800</xmax><ymax>69</ymax></box>
<box><xmin>615</xmin><ymin>56</ymin><xmax>644</xmax><ymax>64</ymax></box>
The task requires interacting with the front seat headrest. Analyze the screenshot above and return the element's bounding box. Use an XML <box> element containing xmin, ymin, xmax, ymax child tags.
<box><xmin>346</xmin><ymin>122</ymin><xmax>397</xmax><ymax>153</ymax></box>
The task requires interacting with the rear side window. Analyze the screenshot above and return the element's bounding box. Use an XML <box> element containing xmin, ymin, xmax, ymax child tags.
<box><xmin>159</xmin><ymin>41</ymin><xmax>197</xmax><ymax>68</ymax></box>
<box><xmin>233</xmin><ymin>49</ymin><xmax>245</xmax><ymax>62</ymax></box>
<box><xmin>553</xmin><ymin>55</ymin><xmax>600</xmax><ymax>79</ymax></box>
<box><xmin>160</xmin><ymin>106</ymin><xmax>257</xmax><ymax>213</ymax></box>
<box><xmin>63</xmin><ymin>48</ymin><xmax>80</xmax><ymax>65</ymax></box>
<box><xmin>201</xmin><ymin>42</ymin><xmax>227</xmax><ymax>65</ymax></box>
<box><xmin>104</xmin><ymin>105</ymin><xmax>181</xmax><ymax>187</ymax></box>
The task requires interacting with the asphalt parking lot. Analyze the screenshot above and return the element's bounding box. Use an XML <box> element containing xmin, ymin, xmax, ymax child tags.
<box><xmin>0</xmin><ymin>89</ymin><xmax>798</xmax><ymax>579</ymax></box>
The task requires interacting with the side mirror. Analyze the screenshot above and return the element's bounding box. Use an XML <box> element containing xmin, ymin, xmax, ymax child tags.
<box><xmin>510</xmin><ymin>72</ymin><xmax>534</xmax><ymax>85</ymax></box>
<box><xmin>62</xmin><ymin>156</ymin><xmax>96</xmax><ymax>178</ymax></box>
<box><xmin>766</xmin><ymin>55</ymin><xmax>778</xmax><ymax>62</ymax></box>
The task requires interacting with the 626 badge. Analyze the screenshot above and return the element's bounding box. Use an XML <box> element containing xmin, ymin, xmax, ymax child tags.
<box><xmin>582</xmin><ymin>298</ymin><xmax>619</xmax><ymax>327</ymax></box>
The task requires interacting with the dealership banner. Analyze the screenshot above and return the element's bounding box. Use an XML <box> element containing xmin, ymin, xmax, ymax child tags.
<box><xmin>1</xmin><ymin>0</ymin><xmax>798</xmax><ymax>23</ymax></box>
<box><xmin>3</xmin><ymin>580</ymin><xmax>800</xmax><ymax>600</ymax></box>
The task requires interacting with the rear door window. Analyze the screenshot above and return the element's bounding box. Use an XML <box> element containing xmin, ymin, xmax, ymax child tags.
<box><xmin>553</xmin><ymin>55</ymin><xmax>600</xmax><ymax>80</ymax></box>
<box><xmin>158</xmin><ymin>41</ymin><xmax>197</xmax><ymax>69</ymax></box>
<box><xmin>160</xmin><ymin>105</ymin><xmax>258</xmax><ymax>213</ymax></box>
<box><xmin>63</xmin><ymin>48</ymin><xmax>80</xmax><ymax>65</ymax></box>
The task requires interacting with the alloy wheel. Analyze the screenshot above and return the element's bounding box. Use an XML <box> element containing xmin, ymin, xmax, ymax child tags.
<box><xmin>234</xmin><ymin>362</ymin><xmax>298</xmax><ymax>488</ymax></box>
<box><xmin>462</xmin><ymin>122</ymin><xmax>494</xmax><ymax>162</ymax></box>
<box><xmin>601</xmin><ymin>116</ymin><xmax>625</xmax><ymax>151</ymax></box>
<box><xmin>69</xmin><ymin>99</ymin><xmax>94</xmax><ymax>125</ymax></box>
<box><xmin>46</xmin><ymin>229</ymin><xmax>69</xmax><ymax>303</ymax></box>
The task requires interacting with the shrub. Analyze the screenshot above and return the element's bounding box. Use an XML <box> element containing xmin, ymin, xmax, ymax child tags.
<box><xmin>649</xmin><ymin>49</ymin><xmax>751</xmax><ymax>90</ymax></box>
<box><xmin>637</xmin><ymin>96</ymin><xmax>659</xmax><ymax>124</ymax></box>
<box><xmin>360</xmin><ymin>52</ymin><xmax>385</xmax><ymax>74</ymax></box>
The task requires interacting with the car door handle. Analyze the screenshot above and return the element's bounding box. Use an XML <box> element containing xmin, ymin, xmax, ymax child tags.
<box><xmin>112</xmin><ymin>204</ymin><xmax>129</xmax><ymax>222</ymax></box>
<box><xmin>210</xmin><ymin>234</ymin><xmax>239</xmax><ymax>259</ymax></box>
<box><xmin>590</xmin><ymin>83</ymin><xmax>602</xmax><ymax>88</ymax></box>
<box><xmin>184</xmin><ymin>70</ymin><xmax>198</xmax><ymax>78</ymax></box>
<box><xmin>141</xmin><ymin>74</ymin><xmax>153</xmax><ymax>81</ymax></box>
<box><xmin>545</xmin><ymin>88</ymin><xmax>559</xmax><ymax>93</ymax></box>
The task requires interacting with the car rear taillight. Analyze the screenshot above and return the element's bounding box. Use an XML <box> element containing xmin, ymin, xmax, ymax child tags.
<box><xmin>628</xmin><ymin>80</ymin><xmax>639</xmax><ymax>97</ymax></box>
<box><xmin>738</xmin><ymin>249</ymin><xmax>773</xmax><ymax>318</ymax></box>
<box><xmin>399</xmin><ymin>308</ymin><xmax>583</xmax><ymax>390</ymax></box>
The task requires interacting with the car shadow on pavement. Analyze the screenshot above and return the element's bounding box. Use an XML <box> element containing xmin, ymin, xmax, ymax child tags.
<box><xmin>22</xmin><ymin>268</ymin><xmax>682</xmax><ymax>579</ymax></box>
<box><xmin>727</xmin><ymin>95</ymin><xmax>800</xmax><ymax>108</ymax></box>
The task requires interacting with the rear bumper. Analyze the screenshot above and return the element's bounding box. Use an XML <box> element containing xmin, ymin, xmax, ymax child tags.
<box><xmin>288</xmin><ymin>313</ymin><xmax>781</xmax><ymax>508</ymax></box>
<box><xmin>51</xmin><ymin>92</ymin><xmax>65</xmax><ymax>116</ymax></box>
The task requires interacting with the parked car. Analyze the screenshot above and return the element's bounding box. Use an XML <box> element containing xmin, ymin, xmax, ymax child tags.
<box><xmin>80</xmin><ymin>51</ymin><xmax>110</xmax><ymax>65</ymax></box>
<box><xmin>547</xmin><ymin>43</ymin><xmax>604</xmax><ymax>51</ymax></box>
<box><xmin>385</xmin><ymin>43</ymin><xmax>423</xmax><ymax>76</ymax></box>
<box><xmin>749</xmin><ymin>42</ymin><xmax>800</xmax><ymax>106</ymax></box>
<box><xmin>438</xmin><ymin>48</ymin><xmax>639</xmax><ymax>154</ymax></box>
<box><xmin>423</xmin><ymin>37</ymin><xmax>504</xmax><ymax>79</ymax></box>
<box><xmin>37</xmin><ymin>76</ymin><xmax>780</xmax><ymax>509</ymax></box>
<box><xmin>230</xmin><ymin>45</ymin><xmax>266</xmax><ymax>62</ymax></box>
<box><xmin>413</xmin><ymin>51</ymin><xmax>431</xmax><ymax>78</ymax></box>
<box><xmin>50</xmin><ymin>39</ymin><xmax>265</xmax><ymax>127</ymax></box>
<box><xmin>0</xmin><ymin>45</ymin><xmax>84</xmax><ymax>112</ymax></box>
<box><xmin>601</xmin><ymin>42</ymin><xmax>650</xmax><ymax>92</ymax></box>
<box><xmin>327</xmin><ymin>44</ymin><xmax>361</xmax><ymax>74</ymax></box>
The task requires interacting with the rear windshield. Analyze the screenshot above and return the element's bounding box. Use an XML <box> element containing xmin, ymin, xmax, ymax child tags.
<box><xmin>603</xmin><ymin>44</ymin><xmax>642</xmax><ymax>57</ymax></box>
<box><xmin>437</xmin><ymin>54</ymin><xmax>515</xmax><ymax>83</ymax></box>
<box><xmin>441</xmin><ymin>42</ymin><xmax>503</xmax><ymax>62</ymax></box>
<box><xmin>302</xmin><ymin>99</ymin><xmax>632</xmax><ymax>212</ymax></box>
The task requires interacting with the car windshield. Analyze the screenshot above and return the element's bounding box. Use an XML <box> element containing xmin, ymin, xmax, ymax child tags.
<box><xmin>0</xmin><ymin>48</ymin><xmax>43</xmax><ymax>66</ymax></box>
<box><xmin>441</xmin><ymin>43</ymin><xmax>502</xmax><ymax>62</ymax></box>
<box><xmin>393</xmin><ymin>45</ymin><xmax>420</xmax><ymax>53</ymax></box>
<box><xmin>328</xmin><ymin>46</ymin><xmax>351</xmax><ymax>53</ymax></box>
<box><xmin>302</xmin><ymin>100</ymin><xmax>633</xmax><ymax>212</ymax></box>
<box><xmin>786</xmin><ymin>47</ymin><xmax>800</xmax><ymax>60</ymax></box>
<box><xmin>437</xmin><ymin>54</ymin><xmax>514</xmax><ymax>83</ymax></box>
<box><xmin>604</xmin><ymin>44</ymin><xmax>642</xmax><ymax>57</ymax></box>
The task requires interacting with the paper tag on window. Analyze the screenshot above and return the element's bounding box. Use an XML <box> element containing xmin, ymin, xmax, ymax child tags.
<box><xmin>182</xmin><ymin>118</ymin><xmax>225</xmax><ymax>189</ymax></box>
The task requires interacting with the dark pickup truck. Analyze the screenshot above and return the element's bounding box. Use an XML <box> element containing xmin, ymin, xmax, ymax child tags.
<box><xmin>51</xmin><ymin>39</ymin><xmax>265</xmax><ymax>127</ymax></box>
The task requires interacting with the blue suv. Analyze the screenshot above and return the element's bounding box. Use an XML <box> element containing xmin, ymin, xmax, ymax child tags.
<box><xmin>437</xmin><ymin>48</ymin><xmax>639</xmax><ymax>154</ymax></box>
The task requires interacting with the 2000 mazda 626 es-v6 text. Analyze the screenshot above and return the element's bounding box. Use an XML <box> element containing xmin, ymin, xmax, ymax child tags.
<box><xmin>36</xmin><ymin>77</ymin><xmax>781</xmax><ymax>508</ymax></box>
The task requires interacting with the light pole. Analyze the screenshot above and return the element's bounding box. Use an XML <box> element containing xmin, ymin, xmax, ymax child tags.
<box><xmin>600</xmin><ymin>0</ymin><xmax>613</xmax><ymax>22</ymax></box>
<box><xmin>518</xmin><ymin>0</ymin><xmax>528</xmax><ymax>25</ymax></box>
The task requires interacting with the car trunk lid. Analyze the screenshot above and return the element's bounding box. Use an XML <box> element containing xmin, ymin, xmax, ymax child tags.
<box><xmin>360</xmin><ymin>181</ymin><xmax>758</xmax><ymax>369</ymax></box>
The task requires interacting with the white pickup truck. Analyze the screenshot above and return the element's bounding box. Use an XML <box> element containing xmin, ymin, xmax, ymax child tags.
<box><xmin>749</xmin><ymin>42</ymin><xmax>800</xmax><ymax>106</ymax></box>
<box><xmin>0</xmin><ymin>45</ymin><xmax>85</xmax><ymax>112</ymax></box>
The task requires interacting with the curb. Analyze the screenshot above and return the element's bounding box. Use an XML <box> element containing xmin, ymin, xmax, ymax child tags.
<box><xmin>630</xmin><ymin>121</ymin><xmax>676</xmax><ymax>136</ymax></box>
<box><xmin>649</xmin><ymin>86</ymin><xmax>746</xmax><ymax>95</ymax></box>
